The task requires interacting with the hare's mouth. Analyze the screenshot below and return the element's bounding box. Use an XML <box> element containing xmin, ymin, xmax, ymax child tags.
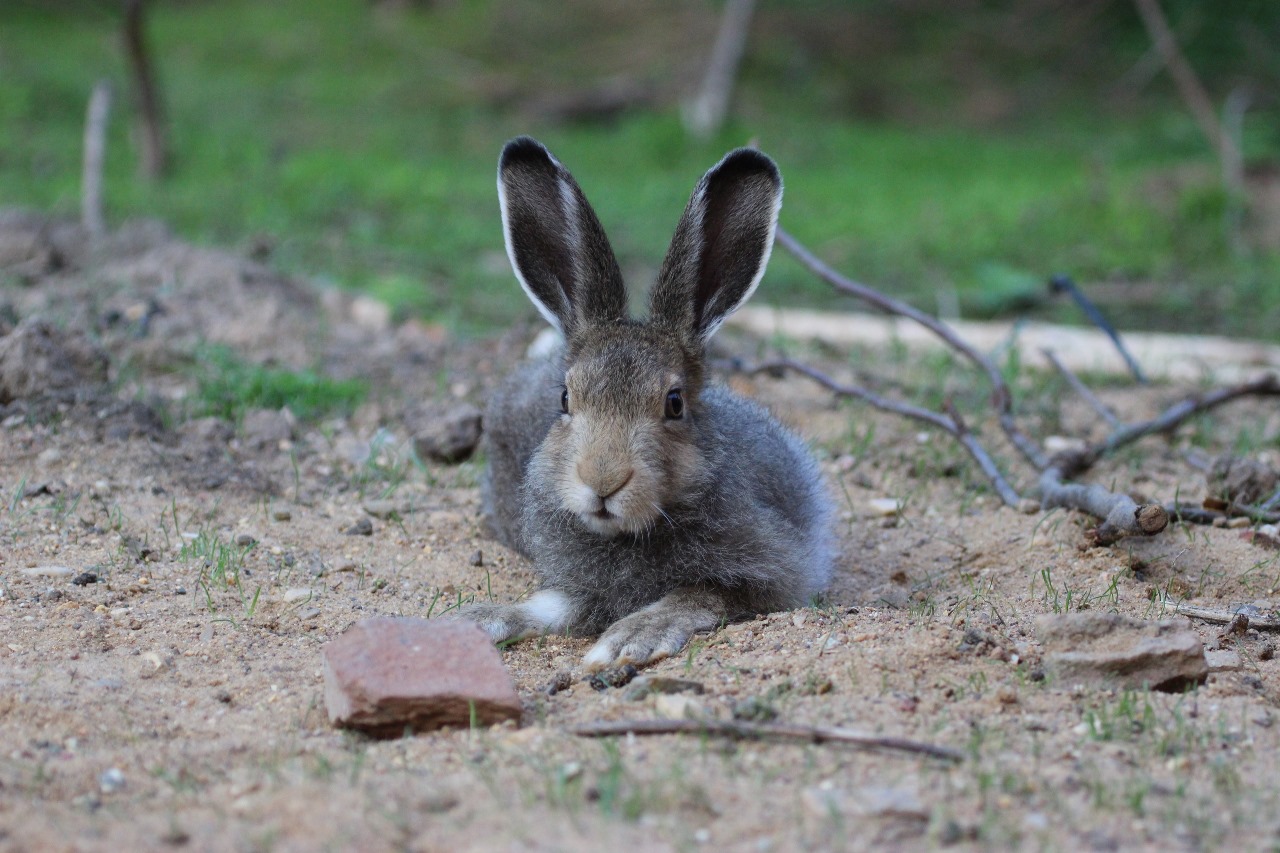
<box><xmin>593</xmin><ymin>506</ymin><xmax>615</xmax><ymax>520</ymax></box>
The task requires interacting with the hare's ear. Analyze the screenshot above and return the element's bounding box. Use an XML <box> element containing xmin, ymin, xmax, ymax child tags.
<box><xmin>649</xmin><ymin>148</ymin><xmax>782</xmax><ymax>348</ymax></box>
<box><xmin>497</xmin><ymin>137</ymin><xmax>627</xmax><ymax>337</ymax></box>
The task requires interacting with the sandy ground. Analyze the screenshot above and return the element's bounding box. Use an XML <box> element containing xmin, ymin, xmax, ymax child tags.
<box><xmin>3</xmin><ymin>211</ymin><xmax>1280</xmax><ymax>852</ymax></box>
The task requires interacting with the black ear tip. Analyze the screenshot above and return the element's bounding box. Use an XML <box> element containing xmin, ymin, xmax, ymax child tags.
<box><xmin>500</xmin><ymin>136</ymin><xmax>556</xmax><ymax>171</ymax></box>
<box><xmin>712</xmin><ymin>148</ymin><xmax>782</xmax><ymax>189</ymax></box>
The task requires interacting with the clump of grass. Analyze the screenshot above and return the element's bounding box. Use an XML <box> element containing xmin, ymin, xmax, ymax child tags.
<box><xmin>189</xmin><ymin>344</ymin><xmax>365</xmax><ymax>423</ymax></box>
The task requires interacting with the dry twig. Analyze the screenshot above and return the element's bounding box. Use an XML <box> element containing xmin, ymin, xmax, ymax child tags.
<box><xmin>776</xmin><ymin>227</ymin><xmax>1047</xmax><ymax>470</ymax></box>
<box><xmin>1131</xmin><ymin>0</ymin><xmax>1242</xmax><ymax>196</ymax></box>
<box><xmin>749</xmin><ymin>356</ymin><xmax>1022</xmax><ymax>507</ymax></box>
<box><xmin>81</xmin><ymin>81</ymin><xmax>112</xmax><ymax>239</ymax></box>
<box><xmin>1160</xmin><ymin>599</ymin><xmax>1280</xmax><ymax>629</ymax></box>
<box><xmin>1040</xmin><ymin>453</ymin><xmax>1168</xmax><ymax>545</ymax></box>
<box><xmin>571</xmin><ymin>718</ymin><xmax>963</xmax><ymax>763</ymax></box>
<box><xmin>1049</xmin><ymin>275</ymin><xmax>1147</xmax><ymax>383</ymax></box>
<box><xmin>1041</xmin><ymin>347</ymin><xmax>1121</xmax><ymax>428</ymax></box>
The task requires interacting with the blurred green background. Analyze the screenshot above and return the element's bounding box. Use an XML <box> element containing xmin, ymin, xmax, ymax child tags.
<box><xmin>3</xmin><ymin>0</ymin><xmax>1279</xmax><ymax>338</ymax></box>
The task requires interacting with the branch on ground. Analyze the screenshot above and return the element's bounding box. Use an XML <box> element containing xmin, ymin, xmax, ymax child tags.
<box><xmin>571</xmin><ymin>718</ymin><xmax>964</xmax><ymax>763</ymax></box>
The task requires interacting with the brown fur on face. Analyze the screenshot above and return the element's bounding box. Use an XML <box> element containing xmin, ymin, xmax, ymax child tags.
<box><xmin>547</xmin><ymin>323</ymin><xmax>703</xmax><ymax>536</ymax></box>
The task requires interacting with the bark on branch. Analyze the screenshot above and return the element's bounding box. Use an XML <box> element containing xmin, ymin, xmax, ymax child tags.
<box><xmin>571</xmin><ymin>718</ymin><xmax>963</xmax><ymax>763</ymax></box>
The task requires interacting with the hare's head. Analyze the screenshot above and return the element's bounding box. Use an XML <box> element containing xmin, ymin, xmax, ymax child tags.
<box><xmin>498</xmin><ymin>137</ymin><xmax>782</xmax><ymax>537</ymax></box>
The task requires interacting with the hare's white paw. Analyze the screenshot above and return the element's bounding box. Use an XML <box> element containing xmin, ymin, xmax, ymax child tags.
<box><xmin>583</xmin><ymin>595</ymin><xmax>718</xmax><ymax>671</ymax></box>
<box><xmin>450</xmin><ymin>590</ymin><xmax>574</xmax><ymax>645</ymax></box>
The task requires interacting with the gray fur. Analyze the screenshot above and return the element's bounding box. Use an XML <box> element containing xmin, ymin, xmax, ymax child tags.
<box><xmin>465</xmin><ymin>137</ymin><xmax>835</xmax><ymax>670</ymax></box>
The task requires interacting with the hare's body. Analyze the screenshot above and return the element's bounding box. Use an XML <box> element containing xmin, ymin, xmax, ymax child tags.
<box><xmin>461</xmin><ymin>136</ymin><xmax>835</xmax><ymax>669</ymax></box>
<box><xmin>483</xmin><ymin>351</ymin><xmax>832</xmax><ymax>633</ymax></box>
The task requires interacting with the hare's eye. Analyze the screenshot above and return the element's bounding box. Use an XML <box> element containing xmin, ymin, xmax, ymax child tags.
<box><xmin>664</xmin><ymin>388</ymin><xmax>684</xmax><ymax>420</ymax></box>
<box><xmin>560</xmin><ymin>388</ymin><xmax>570</xmax><ymax>415</ymax></box>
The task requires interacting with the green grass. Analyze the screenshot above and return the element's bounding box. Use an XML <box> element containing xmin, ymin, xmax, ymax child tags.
<box><xmin>2</xmin><ymin>0</ymin><xmax>1278</xmax><ymax>337</ymax></box>
<box><xmin>190</xmin><ymin>344</ymin><xmax>365</xmax><ymax>423</ymax></box>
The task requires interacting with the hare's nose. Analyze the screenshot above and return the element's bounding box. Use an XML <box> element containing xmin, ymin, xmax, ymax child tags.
<box><xmin>581</xmin><ymin>465</ymin><xmax>634</xmax><ymax>500</ymax></box>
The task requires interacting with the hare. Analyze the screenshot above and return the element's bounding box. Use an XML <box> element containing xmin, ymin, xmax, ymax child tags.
<box><xmin>461</xmin><ymin>136</ymin><xmax>834</xmax><ymax>670</ymax></box>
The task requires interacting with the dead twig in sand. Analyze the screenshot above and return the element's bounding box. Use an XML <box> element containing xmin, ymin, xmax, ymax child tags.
<box><xmin>1049</xmin><ymin>275</ymin><xmax>1147</xmax><ymax>384</ymax></box>
<box><xmin>1160</xmin><ymin>599</ymin><xmax>1280</xmax><ymax>630</ymax></box>
<box><xmin>1041</xmin><ymin>347</ymin><xmax>1121</xmax><ymax>428</ymax></box>
<box><xmin>1040</xmin><ymin>453</ymin><xmax>1168</xmax><ymax>545</ymax></box>
<box><xmin>776</xmin><ymin>227</ymin><xmax>1047</xmax><ymax>470</ymax></box>
<box><xmin>571</xmin><ymin>718</ymin><xmax>963</xmax><ymax>763</ymax></box>
<box><xmin>81</xmin><ymin>81</ymin><xmax>112</xmax><ymax>239</ymax></box>
<box><xmin>749</xmin><ymin>356</ymin><xmax>1022</xmax><ymax>507</ymax></box>
<box><xmin>765</xmin><ymin>228</ymin><xmax>1280</xmax><ymax>545</ymax></box>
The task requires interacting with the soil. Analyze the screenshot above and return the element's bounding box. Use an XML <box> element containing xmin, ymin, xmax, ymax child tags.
<box><xmin>3</xmin><ymin>209</ymin><xmax>1280</xmax><ymax>852</ymax></box>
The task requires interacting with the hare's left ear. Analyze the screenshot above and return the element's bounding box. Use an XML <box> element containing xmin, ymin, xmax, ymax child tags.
<box><xmin>648</xmin><ymin>148</ymin><xmax>782</xmax><ymax>347</ymax></box>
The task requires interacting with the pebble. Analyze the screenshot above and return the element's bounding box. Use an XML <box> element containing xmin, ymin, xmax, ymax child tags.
<box><xmin>99</xmin><ymin>768</ymin><xmax>125</xmax><ymax>793</ymax></box>
<box><xmin>235</xmin><ymin>534</ymin><xmax>257</xmax><ymax>548</ymax></box>
<box><xmin>283</xmin><ymin>588</ymin><xmax>315</xmax><ymax>603</ymax></box>
<box><xmin>868</xmin><ymin>498</ymin><xmax>902</xmax><ymax>517</ymax></box>
<box><xmin>296</xmin><ymin>606</ymin><xmax>322</xmax><ymax>620</ymax></box>
<box><xmin>655</xmin><ymin>693</ymin><xmax>708</xmax><ymax>720</ymax></box>
<box><xmin>363</xmin><ymin>499</ymin><xmax>408</xmax><ymax>520</ymax></box>
<box><xmin>272</xmin><ymin>509</ymin><xmax>292</xmax><ymax>522</ymax></box>
<box><xmin>623</xmin><ymin>675</ymin><xmax>706</xmax><ymax>701</ymax></box>
<box><xmin>344</xmin><ymin>518</ymin><xmax>373</xmax><ymax>536</ymax></box>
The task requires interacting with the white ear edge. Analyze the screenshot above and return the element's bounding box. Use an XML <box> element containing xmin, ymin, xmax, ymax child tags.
<box><xmin>497</xmin><ymin>162</ymin><xmax>567</xmax><ymax>334</ymax></box>
<box><xmin>698</xmin><ymin>182</ymin><xmax>783</xmax><ymax>344</ymax></box>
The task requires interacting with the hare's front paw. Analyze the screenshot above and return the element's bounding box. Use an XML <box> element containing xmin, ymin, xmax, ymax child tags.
<box><xmin>448</xmin><ymin>590</ymin><xmax>576</xmax><ymax>646</ymax></box>
<box><xmin>450</xmin><ymin>602</ymin><xmax>524</xmax><ymax>643</ymax></box>
<box><xmin>582</xmin><ymin>589</ymin><xmax>725</xmax><ymax>671</ymax></box>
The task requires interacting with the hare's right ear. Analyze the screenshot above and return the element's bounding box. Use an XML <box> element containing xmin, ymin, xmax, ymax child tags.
<box><xmin>498</xmin><ymin>137</ymin><xmax>627</xmax><ymax>337</ymax></box>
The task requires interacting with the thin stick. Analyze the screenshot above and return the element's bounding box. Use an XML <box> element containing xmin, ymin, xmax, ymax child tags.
<box><xmin>775</xmin><ymin>227</ymin><xmax>1047</xmax><ymax>470</ymax></box>
<box><xmin>1041</xmin><ymin>347</ymin><xmax>1121</xmax><ymax>428</ymax></box>
<box><xmin>123</xmin><ymin>0</ymin><xmax>168</xmax><ymax>179</ymax></box>
<box><xmin>1039</xmin><ymin>459</ymin><xmax>1168</xmax><ymax>545</ymax></box>
<box><xmin>1093</xmin><ymin>374</ymin><xmax>1280</xmax><ymax>460</ymax></box>
<box><xmin>82</xmin><ymin>80</ymin><xmax>112</xmax><ymax>239</ymax></box>
<box><xmin>750</xmin><ymin>357</ymin><xmax>1022</xmax><ymax>507</ymax></box>
<box><xmin>571</xmin><ymin>718</ymin><xmax>964</xmax><ymax>763</ymax></box>
<box><xmin>1048</xmin><ymin>275</ymin><xmax>1147</xmax><ymax>384</ymax></box>
<box><xmin>1131</xmin><ymin>0</ymin><xmax>1241</xmax><ymax>194</ymax></box>
<box><xmin>683</xmin><ymin>0</ymin><xmax>756</xmax><ymax>139</ymax></box>
<box><xmin>1160</xmin><ymin>599</ymin><xmax>1280</xmax><ymax>630</ymax></box>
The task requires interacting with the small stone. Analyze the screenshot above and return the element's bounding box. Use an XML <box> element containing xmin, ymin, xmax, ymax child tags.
<box><xmin>1226</xmin><ymin>516</ymin><xmax>1252</xmax><ymax>530</ymax></box>
<box><xmin>283</xmin><ymin>588</ymin><xmax>315</xmax><ymax>602</ymax></box>
<box><xmin>71</xmin><ymin>572</ymin><xmax>99</xmax><ymax>586</ymax></box>
<box><xmin>411</xmin><ymin>404</ymin><xmax>483</xmax><ymax>464</ymax></box>
<box><xmin>791</xmin><ymin>612</ymin><xmax>808</xmax><ymax>628</ymax></box>
<box><xmin>296</xmin><ymin>606</ymin><xmax>321</xmax><ymax>620</ymax></box>
<box><xmin>542</xmin><ymin>671</ymin><xmax>573</xmax><ymax>696</ymax></box>
<box><xmin>1259</xmin><ymin>642</ymin><xmax>1276</xmax><ymax>661</ymax></box>
<box><xmin>1205</xmin><ymin>649</ymin><xmax>1243</xmax><ymax>672</ymax></box>
<box><xmin>241</xmin><ymin>408</ymin><xmax>296</xmax><ymax>450</ymax></box>
<box><xmin>322</xmin><ymin>618</ymin><xmax>522</xmax><ymax>734</ymax></box>
<box><xmin>234</xmin><ymin>534</ymin><xmax>257</xmax><ymax>548</ymax></box>
<box><xmin>1036</xmin><ymin>612</ymin><xmax>1207</xmax><ymax>692</ymax></box>
<box><xmin>363</xmin><ymin>499</ymin><xmax>408</xmax><ymax>520</ymax></box>
<box><xmin>1017</xmin><ymin>498</ymin><xmax>1041</xmax><ymax>514</ymax></box>
<box><xmin>868</xmin><ymin>498</ymin><xmax>902</xmax><ymax>517</ymax></box>
<box><xmin>99</xmin><ymin>768</ymin><xmax>125</xmax><ymax>794</ymax></box>
<box><xmin>272</xmin><ymin>508</ymin><xmax>292</xmax><ymax>522</ymax></box>
<box><xmin>469</xmin><ymin>550</ymin><xmax>484</xmax><ymax>567</ymax></box>
<box><xmin>623</xmin><ymin>675</ymin><xmax>706</xmax><ymax>701</ymax></box>
<box><xmin>344</xmin><ymin>517</ymin><xmax>373</xmax><ymax>536</ymax></box>
<box><xmin>655</xmin><ymin>693</ymin><xmax>706</xmax><ymax>720</ymax></box>
<box><xmin>140</xmin><ymin>651</ymin><xmax>168</xmax><ymax>677</ymax></box>
<box><xmin>1044</xmin><ymin>435</ymin><xmax>1086</xmax><ymax>454</ymax></box>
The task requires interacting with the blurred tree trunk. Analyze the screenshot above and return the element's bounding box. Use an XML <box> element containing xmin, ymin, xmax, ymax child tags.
<box><xmin>123</xmin><ymin>0</ymin><xmax>168</xmax><ymax>179</ymax></box>
<box><xmin>82</xmin><ymin>81</ymin><xmax>112</xmax><ymax>237</ymax></box>
<box><xmin>683</xmin><ymin>0</ymin><xmax>756</xmax><ymax>140</ymax></box>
